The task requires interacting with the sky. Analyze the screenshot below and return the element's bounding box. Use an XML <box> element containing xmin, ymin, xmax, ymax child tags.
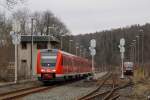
<box><xmin>10</xmin><ymin>0</ymin><xmax>150</xmax><ymax>35</ymax></box>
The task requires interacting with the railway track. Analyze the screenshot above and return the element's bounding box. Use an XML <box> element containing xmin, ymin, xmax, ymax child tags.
<box><xmin>0</xmin><ymin>85</ymin><xmax>56</xmax><ymax>100</ymax></box>
<box><xmin>77</xmin><ymin>73</ymin><xmax>112</xmax><ymax>100</ymax></box>
<box><xmin>0</xmin><ymin>77</ymin><xmax>85</xmax><ymax>99</ymax></box>
<box><xmin>78</xmin><ymin>73</ymin><xmax>133</xmax><ymax>100</ymax></box>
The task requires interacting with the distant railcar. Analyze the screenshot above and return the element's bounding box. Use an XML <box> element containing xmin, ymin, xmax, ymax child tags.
<box><xmin>36</xmin><ymin>49</ymin><xmax>92</xmax><ymax>82</ymax></box>
<box><xmin>124</xmin><ymin>62</ymin><xmax>134</xmax><ymax>75</ymax></box>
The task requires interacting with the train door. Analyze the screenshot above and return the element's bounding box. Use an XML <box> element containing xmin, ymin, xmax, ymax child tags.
<box><xmin>62</xmin><ymin>55</ymin><xmax>67</xmax><ymax>74</ymax></box>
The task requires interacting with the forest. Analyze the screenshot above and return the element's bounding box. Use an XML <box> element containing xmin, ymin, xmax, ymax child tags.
<box><xmin>74</xmin><ymin>23</ymin><xmax>150</xmax><ymax>67</ymax></box>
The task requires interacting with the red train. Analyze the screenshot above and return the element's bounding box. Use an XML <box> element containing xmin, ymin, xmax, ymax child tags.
<box><xmin>36</xmin><ymin>49</ymin><xmax>92</xmax><ymax>82</ymax></box>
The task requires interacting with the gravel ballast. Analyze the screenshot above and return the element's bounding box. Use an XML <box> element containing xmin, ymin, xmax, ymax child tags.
<box><xmin>23</xmin><ymin>72</ymin><xmax>107</xmax><ymax>100</ymax></box>
<box><xmin>23</xmin><ymin>80</ymin><xmax>98</xmax><ymax>100</ymax></box>
<box><xmin>0</xmin><ymin>80</ymin><xmax>42</xmax><ymax>94</ymax></box>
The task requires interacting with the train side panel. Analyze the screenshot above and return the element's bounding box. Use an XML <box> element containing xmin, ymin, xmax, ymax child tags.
<box><xmin>55</xmin><ymin>51</ymin><xmax>63</xmax><ymax>74</ymax></box>
<box><xmin>36</xmin><ymin>49</ymin><xmax>92</xmax><ymax>82</ymax></box>
<box><xmin>61</xmin><ymin>54</ymin><xmax>92</xmax><ymax>76</ymax></box>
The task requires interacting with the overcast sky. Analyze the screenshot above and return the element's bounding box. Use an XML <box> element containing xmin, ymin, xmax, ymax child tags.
<box><xmin>26</xmin><ymin>0</ymin><xmax>150</xmax><ymax>35</ymax></box>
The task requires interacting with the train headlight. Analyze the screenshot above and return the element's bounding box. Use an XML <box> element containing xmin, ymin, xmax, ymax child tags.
<box><xmin>41</xmin><ymin>69</ymin><xmax>45</xmax><ymax>72</ymax></box>
<box><xmin>52</xmin><ymin>69</ymin><xmax>56</xmax><ymax>72</ymax></box>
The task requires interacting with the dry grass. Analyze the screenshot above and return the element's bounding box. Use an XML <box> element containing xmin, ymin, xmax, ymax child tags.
<box><xmin>133</xmin><ymin>84</ymin><xmax>149</xmax><ymax>95</ymax></box>
<box><xmin>129</xmin><ymin>83</ymin><xmax>150</xmax><ymax>100</ymax></box>
<box><xmin>133</xmin><ymin>67</ymin><xmax>145</xmax><ymax>83</ymax></box>
<box><xmin>131</xmin><ymin>67</ymin><xmax>150</xmax><ymax>100</ymax></box>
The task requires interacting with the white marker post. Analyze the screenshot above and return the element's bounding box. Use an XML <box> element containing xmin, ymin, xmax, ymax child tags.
<box><xmin>119</xmin><ymin>38</ymin><xmax>125</xmax><ymax>79</ymax></box>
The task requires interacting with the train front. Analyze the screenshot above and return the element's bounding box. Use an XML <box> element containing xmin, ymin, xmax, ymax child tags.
<box><xmin>37</xmin><ymin>49</ymin><xmax>58</xmax><ymax>82</ymax></box>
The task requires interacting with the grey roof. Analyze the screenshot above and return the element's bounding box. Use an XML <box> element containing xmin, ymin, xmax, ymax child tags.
<box><xmin>21</xmin><ymin>35</ymin><xmax>59</xmax><ymax>43</ymax></box>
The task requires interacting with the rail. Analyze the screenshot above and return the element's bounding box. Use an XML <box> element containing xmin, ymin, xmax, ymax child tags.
<box><xmin>0</xmin><ymin>86</ymin><xmax>56</xmax><ymax>100</ymax></box>
<box><xmin>77</xmin><ymin>73</ymin><xmax>133</xmax><ymax>100</ymax></box>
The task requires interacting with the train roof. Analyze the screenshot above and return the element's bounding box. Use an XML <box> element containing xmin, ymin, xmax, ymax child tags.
<box><xmin>39</xmin><ymin>49</ymin><xmax>58</xmax><ymax>53</ymax></box>
<box><xmin>59</xmin><ymin>50</ymin><xmax>76</xmax><ymax>57</ymax></box>
<box><xmin>59</xmin><ymin>50</ymin><xmax>90</xmax><ymax>62</ymax></box>
<box><xmin>39</xmin><ymin>49</ymin><xmax>90</xmax><ymax>62</ymax></box>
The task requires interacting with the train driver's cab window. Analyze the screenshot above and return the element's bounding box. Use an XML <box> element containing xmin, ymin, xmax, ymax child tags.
<box><xmin>41</xmin><ymin>51</ymin><xmax>57</xmax><ymax>68</ymax></box>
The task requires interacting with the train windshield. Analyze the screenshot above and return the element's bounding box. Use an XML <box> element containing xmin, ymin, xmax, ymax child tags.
<box><xmin>41</xmin><ymin>52</ymin><xmax>57</xmax><ymax>68</ymax></box>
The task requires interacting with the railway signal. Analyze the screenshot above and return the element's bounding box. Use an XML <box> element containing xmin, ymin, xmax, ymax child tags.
<box><xmin>90</xmin><ymin>39</ymin><xmax>96</xmax><ymax>48</ymax></box>
<box><xmin>90</xmin><ymin>49</ymin><xmax>96</xmax><ymax>56</ymax></box>
<box><xmin>119</xmin><ymin>38</ymin><xmax>125</xmax><ymax>79</ymax></box>
<box><xmin>120</xmin><ymin>38</ymin><xmax>125</xmax><ymax>46</ymax></box>
<box><xmin>89</xmin><ymin>39</ymin><xmax>96</xmax><ymax>75</ymax></box>
<box><xmin>10</xmin><ymin>31</ymin><xmax>21</xmax><ymax>83</ymax></box>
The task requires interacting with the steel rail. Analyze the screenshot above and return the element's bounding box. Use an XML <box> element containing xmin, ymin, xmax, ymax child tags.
<box><xmin>102</xmin><ymin>78</ymin><xmax>133</xmax><ymax>100</ymax></box>
<box><xmin>0</xmin><ymin>77</ymin><xmax>84</xmax><ymax>100</ymax></box>
<box><xmin>109</xmin><ymin>94</ymin><xmax>120</xmax><ymax>100</ymax></box>
<box><xmin>0</xmin><ymin>86</ymin><xmax>41</xmax><ymax>96</ymax></box>
<box><xmin>0</xmin><ymin>86</ymin><xmax>56</xmax><ymax>100</ymax></box>
<box><xmin>102</xmin><ymin>74</ymin><xmax>117</xmax><ymax>100</ymax></box>
<box><xmin>82</xmin><ymin>90</ymin><xmax>111</xmax><ymax>100</ymax></box>
<box><xmin>77</xmin><ymin>73</ymin><xmax>111</xmax><ymax>100</ymax></box>
<box><xmin>78</xmin><ymin>73</ymin><xmax>133</xmax><ymax>100</ymax></box>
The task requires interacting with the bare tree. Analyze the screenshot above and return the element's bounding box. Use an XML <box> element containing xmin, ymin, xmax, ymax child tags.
<box><xmin>0</xmin><ymin>12</ymin><xmax>12</xmax><ymax>43</ymax></box>
<box><xmin>32</xmin><ymin>11</ymin><xmax>44</xmax><ymax>35</ymax></box>
<box><xmin>0</xmin><ymin>0</ymin><xmax>26</xmax><ymax>10</ymax></box>
<box><xmin>6</xmin><ymin>0</ymin><xmax>26</xmax><ymax>9</ymax></box>
<box><xmin>12</xmin><ymin>7</ymin><xmax>30</xmax><ymax>34</ymax></box>
<box><xmin>32</xmin><ymin>10</ymin><xmax>69</xmax><ymax>36</ymax></box>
